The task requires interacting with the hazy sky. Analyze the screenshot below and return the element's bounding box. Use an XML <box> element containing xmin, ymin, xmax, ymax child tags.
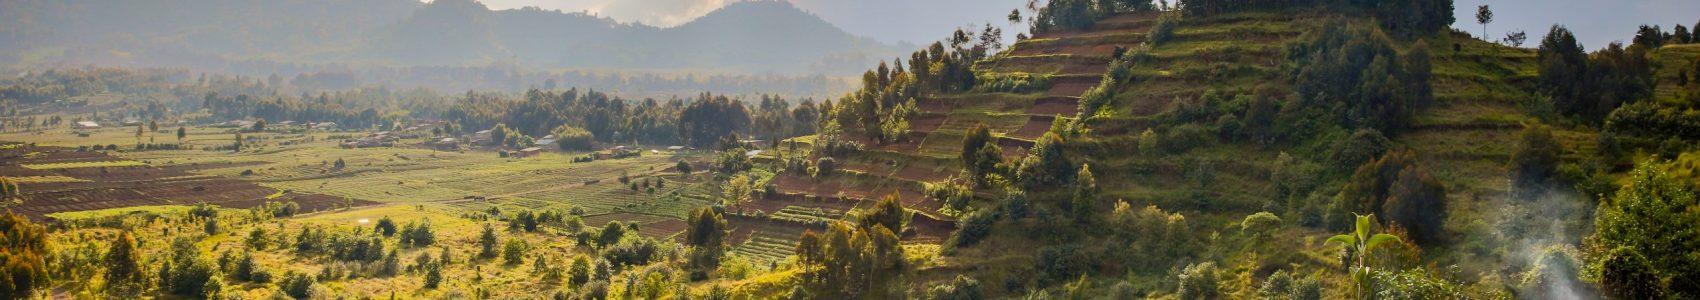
<box><xmin>472</xmin><ymin>0</ymin><xmax>1700</xmax><ymax>48</ymax></box>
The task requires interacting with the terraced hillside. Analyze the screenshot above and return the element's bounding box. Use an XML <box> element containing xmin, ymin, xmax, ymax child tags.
<box><xmin>705</xmin><ymin>13</ymin><xmax>1169</xmax><ymax>269</ymax></box>
<box><xmin>874</xmin><ymin>10</ymin><xmax>1606</xmax><ymax>297</ymax></box>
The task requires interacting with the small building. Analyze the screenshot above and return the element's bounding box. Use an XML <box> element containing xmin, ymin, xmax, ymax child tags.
<box><xmin>472</xmin><ymin>130</ymin><xmax>494</xmax><ymax>144</ymax></box>
<box><xmin>73</xmin><ymin>121</ymin><xmax>101</xmax><ymax>129</ymax></box>
<box><xmin>311</xmin><ymin>122</ymin><xmax>338</xmax><ymax>131</ymax></box>
<box><xmin>666</xmin><ymin>146</ymin><xmax>687</xmax><ymax>151</ymax></box>
<box><xmin>739</xmin><ymin>139</ymin><xmax>768</xmax><ymax>149</ymax></box>
<box><xmin>534</xmin><ymin>138</ymin><xmax>558</xmax><ymax>150</ymax></box>
<box><xmin>433</xmin><ymin>138</ymin><xmax>460</xmax><ymax>150</ymax></box>
<box><xmin>514</xmin><ymin>147</ymin><xmax>544</xmax><ymax>158</ymax></box>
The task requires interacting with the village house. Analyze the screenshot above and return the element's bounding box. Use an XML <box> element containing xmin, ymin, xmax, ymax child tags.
<box><xmin>514</xmin><ymin>147</ymin><xmax>544</xmax><ymax>158</ymax></box>
<box><xmin>73</xmin><ymin>121</ymin><xmax>101</xmax><ymax>129</ymax></box>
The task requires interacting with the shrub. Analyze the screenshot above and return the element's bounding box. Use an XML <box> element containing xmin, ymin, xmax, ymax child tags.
<box><xmin>279</xmin><ymin>271</ymin><xmax>316</xmax><ymax>299</ymax></box>
<box><xmin>1177</xmin><ymin>262</ymin><xmax>1220</xmax><ymax>300</ymax></box>
<box><xmin>1149</xmin><ymin>13</ymin><xmax>1179</xmax><ymax>45</ymax></box>
<box><xmin>551</xmin><ymin>125</ymin><xmax>595</xmax><ymax>151</ymax></box>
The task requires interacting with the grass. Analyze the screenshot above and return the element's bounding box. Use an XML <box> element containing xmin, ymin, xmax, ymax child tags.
<box><xmin>21</xmin><ymin>160</ymin><xmax>146</xmax><ymax>169</ymax></box>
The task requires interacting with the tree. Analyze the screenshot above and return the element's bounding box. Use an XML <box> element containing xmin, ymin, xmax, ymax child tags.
<box><xmin>722</xmin><ymin>175</ymin><xmax>752</xmax><ymax>207</ymax></box>
<box><xmin>0</xmin><ymin>177</ymin><xmax>18</xmax><ymax>202</ymax></box>
<box><xmin>490</xmin><ymin>123</ymin><xmax>509</xmax><ymax>147</ymax></box>
<box><xmin>1510</xmin><ymin>126</ymin><xmax>1560</xmax><ymax>200</ymax></box>
<box><xmin>233</xmin><ymin>133</ymin><xmax>243</xmax><ymax>152</ymax></box>
<box><xmin>1475</xmin><ymin>5</ymin><xmax>1493</xmax><ymax>40</ymax></box>
<box><xmin>1503</xmin><ymin>30</ymin><xmax>1528</xmax><ymax>48</ymax></box>
<box><xmin>1381</xmin><ymin>164</ymin><xmax>1446</xmax><ymax>245</ymax></box>
<box><xmin>1071</xmin><ymin>163</ymin><xmax>1098</xmax><ymax>224</ymax></box>
<box><xmin>961</xmin><ymin>123</ymin><xmax>992</xmax><ymax>169</ymax></box>
<box><xmin>423</xmin><ymin>264</ymin><xmax>442</xmax><ymax>289</ymax></box>
<box><xmin>502</xmin><ymin>239</ymin><xmax>529</xmax><ymax>265</ymax></box>
<box><xmin>1590</xmin><ymin>161</ymin><xmax>1700</xmax><ymax>297</ymax></box>
<box><xmin>1674</xmin><ymin>25</ymin><xmax>1690</xmax><ymax>44</ymax></box>
<box><xmin>105</xmin><ymin>231</ymin><xmax>145</xmax><ymax>296</ymax></box>
<box><xmin>1325</xmin><ymin>214</ymin><xmax>1403</xmax><ymax>300</ymax></box>
<box><xmin>375</xmin><ymin>216</ymin><xmax>397</xmax><ymax>237</ymax></box>
<box><xmin>147</xmin><ymin>120</ymin><xmax>158</xmax><ymax>132</ymax></box>
<box><xmin>252</xmin><ymin>119</ymin><xmax>266</xmax><ymax>132</ymax></box>
<box><xmin>677</xmin><ymin>160</ymin><xmax>693</xmax><ymax>176</ymax></box>
<box><xmin>685</xmin><ymin>208</ymin><xmax>729</xmax><ymax>279</ymax></box>
<box><xmin>478</xmin><ymin>224</ymin><xmax>499</xmax><ymax>259</ymax></box>
<box><xmin>551</xmin><ymin>124</ymin><xmax>594</xmax><ymax>151</ymax></box>
<box><xmin>176</xmin><ymin>126</ymin><xmax>187</xmax><ymax>143</ymax></box>
<box><xmin>0</xmin><ymin>211</ymin><xmax>48</xmax><ymax>299</ymax></box>
<box><xmin>862</xmin><ymin>193</ymin><xmax>909</xmax><ymax>234</ymax></box>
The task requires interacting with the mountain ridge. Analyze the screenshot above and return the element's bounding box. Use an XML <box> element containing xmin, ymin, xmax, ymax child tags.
<box><xmin>0</xmin><ymin>0</ymin><xmax>905</xmax><ymax>76</ymax></box>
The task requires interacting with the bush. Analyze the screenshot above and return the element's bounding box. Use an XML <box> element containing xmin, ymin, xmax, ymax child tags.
<box><xmin>948</xmin><ymin>209</ymin><xmax>995</xmax><ymax>248</ymax></box>
<box><xmin>279</xmin><ymin>271</ymin><xmax>317</xmax><ymax>299</ymax></box>
<box><xmin>1177</xmin><ymin>262</ymin><xmax>1220</xmax><ymax>300</ymax></box>
<box><xmin>1149</xmin><ymin>13</ymin><xmax>1179</xmax><ymax>45</ymax></box>
<box><xmin>1510</xmin><ymin>126</ymin><xmax>1561</xmax><ymax>200</ymax></box>
<box><xmin>551</xmin><ymin>125</ymin><xmax>595</xmax><ymax>151</ymax></box>
<box><xmin>925</xmin><ymin>275</ymin><xmax>984</xmax><ymax>300</ymax></box>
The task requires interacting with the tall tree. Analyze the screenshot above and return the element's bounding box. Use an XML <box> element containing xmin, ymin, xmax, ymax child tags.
<box><xmin>105</xmin><ymin>231</ymin><xmax>145</xmax><ymax>296</ymax></box>
<box><xmin>1591</xmin><ymin>161</ymin><xmax>1700</xmax><ymax>297</ymax></box>
<box><xmin>1475</xmin><ymin>5</ymin><xmax>1493</xmax><ymax>40</ymax></box>
<box><xmin>0</xmin><ymin>211</ymin><xmax>49</xmax><ymax>299</ymax></box>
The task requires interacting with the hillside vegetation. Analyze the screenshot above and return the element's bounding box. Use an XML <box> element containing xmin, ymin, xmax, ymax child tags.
<box><xmin>0</xmin><ymin>0</ymin><xmax>1698</xmax><ymax>299</ymax></box>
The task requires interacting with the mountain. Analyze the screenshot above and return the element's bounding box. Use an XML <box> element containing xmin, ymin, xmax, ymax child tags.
<box><xmin>0</xmin><ymin>0</ymin><xmax>905</xmax><ymax>77</ymax></box>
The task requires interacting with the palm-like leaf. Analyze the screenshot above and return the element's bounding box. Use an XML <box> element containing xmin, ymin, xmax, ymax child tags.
<box><xmin>1326</xmin><ymin>234</ymin><xmax>1357</xmax><ymax>247</ymax></box>
<box><xmin>1365</xmin><ymin>233</ymin><xmax>1400</xmax><ymax>252</ymax></box>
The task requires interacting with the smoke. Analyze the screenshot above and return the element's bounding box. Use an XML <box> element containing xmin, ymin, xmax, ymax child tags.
<box><xmin>1496</xmin><ymin>187</ymin><xmax>1595</xmax><ymax>300</ymax></box>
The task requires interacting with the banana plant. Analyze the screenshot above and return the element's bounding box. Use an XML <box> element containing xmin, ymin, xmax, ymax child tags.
<box><xmin>1325</xmin><ymin>213</ymin><xmax>1402</xmax><ymax>299</ymax></box>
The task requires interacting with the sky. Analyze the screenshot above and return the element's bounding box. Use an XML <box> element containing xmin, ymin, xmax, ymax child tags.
<box><xmin>471</xmin><ymin>0</ymin><xmax>1700</xmax><ymax>49</ymax></box>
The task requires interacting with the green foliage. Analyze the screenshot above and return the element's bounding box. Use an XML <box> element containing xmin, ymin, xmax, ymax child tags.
<box><xmin>1110</xmin><ymin>200</ymin><xmax>1197</xmax><ymax>273</ymax></box>
<box><xmin>398</xmin><ymin>219</ymin><xmax>436</xmax><ymax>247</ymax></box>
<box><xmin>551</xmin><ymin>124</ymin><xmax>595</xmax><ymax>151</ymax></box>
<box><xmin>795</xmin><ymin>222</ymin><xmax>905</xmax><ymax>297</ymax></box>
<box><xmin>597</xmin><ymin>221</ymin><xmax>627</xmax><ymax>247</ymax></box>
<box><xmin>103</xmin><ymin>231</ymin><xmax>144</xmax><ymax>296</ymax></box>
<box><xmin>974</xmin><ymin>73</ymin><xmax>1053</xmax><ymax>93</ymax></box>
<box><xmin>1604</xmin><ymin>101</ymin><xmax>1700</xmax><ymax>140</ymax></box>
<box><xmin>1257</xmin><ymin>270</ymin><xmax>1322</xmax><ymax>300</ymax></box>
<box><xmin>1540</xmin><ymin>25</ymin><xmax>1656</xmax><ymax>125</ymax></box>
<box><xmin>1180</xmin><ymin>0</ymin><xmax>1452</xmax><ymax>38</ymax></box>
<box><xmin>375</xmin><ymin>216</ymin><xmax>397</xmax><ymax>237</ymax></box>
<box><xmin>1287</xmin><ymin>22</ymin><xmax>1430</xmax><ymax>135</ymax></box>
<box><xmin>158</xmin><ymin>237</ymin><xmax>217</xmax><ymax>296</ymax></box>
<box><xmin>479</xmin><ymin>224</ymin><xmax>500</xmax><ymax>259</ymax></box>
<box><xmin>1510</xmin><ymin>125</ymin><xmax>1562</xmax><ymax>200</ymax></box>
<box><xmin>1177</xmin><ymin>262</ymin><xmax>1220</xmax><ymax>300</ymax></box>
<box><xmin>1071</xmin><ymin>163</ymin><xmax>1099</xmax><ymax>223</ymax></box>
<box><xmin>685</xmin><ymin>207</ymin><xmax>729</xmax><ymax>279</ymax></box>
<box><xmin>1334</xmin><ymin>150</ymin><xmax>1448</xmax><ymax>244</ymax></box>
<box><xmin>1016</xmin><ymin>132</ymin><xmax>1075</xmax><ymax>189</ymax></box>
<box><xmin>676</xmin><ymin>160</ymin><xmax>693</xmax><ymax>176</ymax></box>
<box><xmin>860</xmin><ymin>193</ymin><xmax>909</xmax><ymax>234</ymax></box>
<box><xmin>1589</xmin><ymin>161</ymin><xmax>1700</xmax><ymax>297</ymax></box>
<box><xmin>423</xmin><ymin>264</ymin><xmax>442</xmax><ymax>289</ymax></box>
<box><xmin>502</xmin><ymin>239</ymin><xmax>529</xmax><ymax>265</ymax></box>
<box><xmin>1325</xmin><ymin>214</ymin><xmax>1404</xmax><ymax>299</ymax></box>
<box><xmin>279</xmin><ymin>271</ymin><xmax>317</xmax><ymax>299</ymax></box>
<box><xmin>1328</xmin><ymin>129</ymin><xmax>1391</xmax><ymax>173</ymax></box>
<box><xmin>1149</xmin><ymin>13</ymin><xmax>1179</xmax><ymax>45</ymax></box>
<box><xmin>1373</xmin><ymin>268</ymin><xmax>1463</xmax><ymax>299</ymax></box>
<box><xmin>680</xmin><ymin>94</ymin><xmax>752</xmax><ymax>147</ymax></box>
<box><xmin>925</xmin><ymin>275</ymin><xmax>984</xmax><ymax>300</ymax></box>
<box><xmin>1241</xmin><ymin>211</ymin><xmax>1282</xmax><ymax>238</ymax></box>
<box><xmin>948</xmin><ymin>208</ymin><xmax>996</xmax><ymax>249</ymax></box>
